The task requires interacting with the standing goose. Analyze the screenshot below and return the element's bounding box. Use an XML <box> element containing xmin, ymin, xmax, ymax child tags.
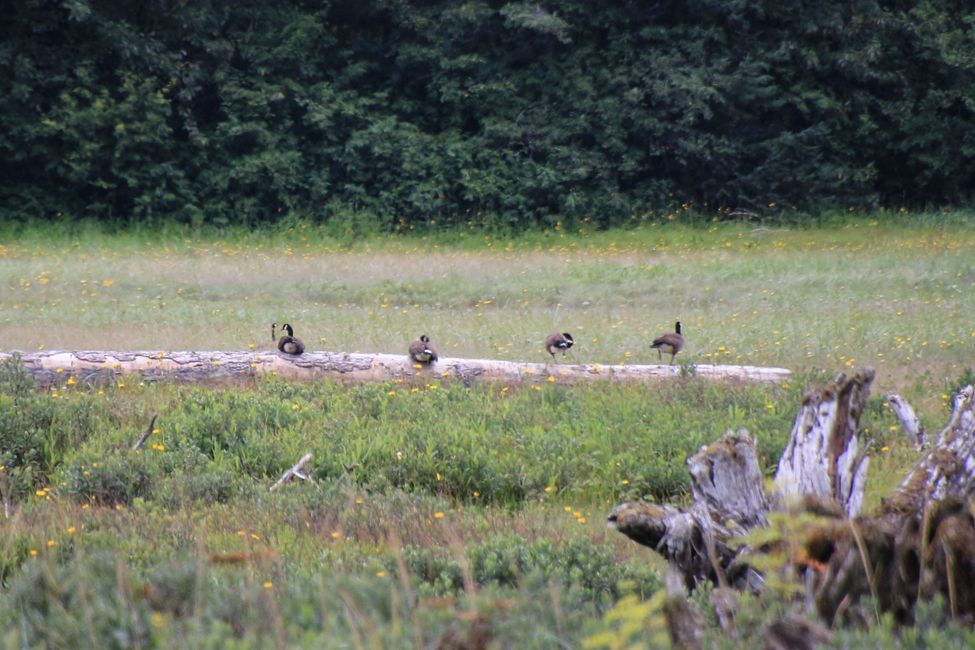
<box><xmin>276</xmin><ymin>323</ymin><xmax>305</xmax><ymax>355</ymax></box>
<box><xmin>651</xmin><ymin>321</ymin><xmax>684</xmax><ymax>364</ymax></box>
<box><xmin>409</xmin><ymin>334</ymin><xmax>438</xmax><ymax>364</ymax></box>
<box><xmin>544</xmin><ymin>332</ymin><xmax>574</xmax><ymax>361</ymax></box>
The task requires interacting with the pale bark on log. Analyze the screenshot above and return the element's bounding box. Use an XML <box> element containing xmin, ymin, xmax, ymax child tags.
<box><xmin>893</xmin><ymin>385</ymin><xmax>975</xmax><ymax>507</ymax></box>
<box><xmin>688</xmin><ymin>429</ymin><xmax>770</xmax><ymax>530</ymax></box>
<box><xmin>0</xmin><ymin>350</ymin><xmax>791</xmax><ymax>387</ymax></box>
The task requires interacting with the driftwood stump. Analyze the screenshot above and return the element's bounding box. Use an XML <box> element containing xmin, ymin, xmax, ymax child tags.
<box><xmin>609</xmin><ymin>369</ymin><xmax>975</xmax><ymax>627</ymax></box>
<box><xmin>774</xmin><ymin>370</ymin><xmax>873</xmax><ymax>517</ymax></box>
<box><xmin>608</xmin><ymin>429</ymin><xmax>768</xmax><ymax>591</ymax></box>
<box><xmin>811</xmin><ymin>384</ymin><xmax>975</xmax><ymax>625</ymax></box>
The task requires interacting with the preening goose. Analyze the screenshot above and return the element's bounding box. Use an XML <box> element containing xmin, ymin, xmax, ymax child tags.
<box><xmin>544</xmin><ymin>332</ymin><xmax>574</xmax><ymax>362</ymax></box>
<box><xmin>409</xmin><ymin>334</ymin><xmax>439</xmax><ymax>364</ymax></box>
<box><xmin>651</xmin><ymin>321</ymin><xmax>684</xmax><ymax>364</ymax></box>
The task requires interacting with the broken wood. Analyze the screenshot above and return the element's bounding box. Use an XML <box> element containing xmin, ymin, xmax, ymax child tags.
<box><xmin>610</xmin><ymin>371</ymin><xmax>877</xmax><ymax>590</ymax></box>
<box><xmin>773</xmin><ymin>369</ymin><xmax>873</xmax><ymax>518</ymax></box>
<box><xmin>884</xmin><ymin>392</ymin><xmax>925</xmax><ymax>449</ymax></box>
<box><xmin>608</xmin><ymin>369</ymin><xmax>975</xmax><ymax>627</ymax></box>
<box><xmin>663</xmin><ymin>570</ymin><xmax>704</xmax><ymax>650</ymax></box>
<box><xmin>1</xmin><ymin>473</ymin><xmax>10</xmax><ymax>520</ymax></box>
<box><xmin>608</xmin><ymin>430</ymin><xmax>767</xmax><ymax>591</ymax></box>
<box><xmin>269</xmin><ymin>453</ymin><xmax>313</xmax><ymax>492</ymax></box>
<box><xmin>811</xmin><ymin>384</ymin><xmax>975</xmax><ymax>625</ymax></box>
<box><xmin>132</xmin><ymin>414</ymin><xmax>158</xmax><ymax>451</ymax></box>
<box><xmin>0</xmin><ymin>350</ymin><xmax>791</xmax><ymax>388</ymax></box>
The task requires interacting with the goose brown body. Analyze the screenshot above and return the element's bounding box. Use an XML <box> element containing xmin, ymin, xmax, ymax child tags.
<box><xmin>276</xmin><ymin>323</ymin><xmax>305</xmax><ymax>355</ymax></box>
<box><xmin>409</xmin><ymin>334</ymin><xmax>438</xmax><ymax>364</ymax></box>
<box><xmin>545</xmin><ymin>332</ymin><xmax>574</xmax><ymax>361</ymax></box>
<box><xmin>651</xmin><ymin>321</ymin><xmax>684</xmax><ymax>364</ymax></box>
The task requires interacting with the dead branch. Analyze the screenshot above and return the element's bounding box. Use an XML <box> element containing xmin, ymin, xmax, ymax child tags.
<box><xmin>609</xmin><ymin>373</ymin><xmax>873</xmax><ymax>589</ymax></box>
<box><xmin>884</xmin><ymin>392</ymin><xmax>925</xmax><ymax>449</ymax></box>
<box><xmin>811</xmin><ymin>384</ymin><xmax>975</xmax><ymax>625</ymax></box>
<box><xmin>132</xmin><ymin>414</ymin><xmax>158</xmax><ymax>451</ymax></box>
<box><xmin>269</xmin><ymin>453</ymin><xmax>313</xmax><ymax>492</ymax></box>
<box><xmin>1</xmin><ymin>475</ymin><xmax>11</xmax><ymax>520</ymax></box>
<box><xmin>890</xmin><ymin>385</ymin><xmax>975</xmax><ymax>511</ymax></box>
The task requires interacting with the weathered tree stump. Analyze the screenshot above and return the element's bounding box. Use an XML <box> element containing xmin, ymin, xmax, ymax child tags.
<box><xmin>609</xmin><ymin>369</ymin><xmax>975</xmax><ymax>628</ymax></box>
<box><xmin>773</xmin><ymin>369</ymin><xmax>873</xmax><ymax>518</ymax></box>
<box><xmin>608</xmin><ymin>429</ymin><xmax>767</xmax><ymax>591</ymax></box>
<box><xmin>0</xmin><ymin>350</ymin><xmax>791</xmax><ymax>388</ymax></box>
<box><xmin>811</xmin><ymin>384</ymin><xmax>975</xmax><ymax>625</ymax></box>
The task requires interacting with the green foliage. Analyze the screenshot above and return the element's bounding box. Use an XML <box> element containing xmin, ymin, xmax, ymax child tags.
<box><xmin>61</xmin><ymin>454</ymin><xmax>152</xmax><ymax>506</ymax></box>
<box><xmin>582</xmin><ymin>591</ymin><xmax>669</xmax><ymax>650</ymax></box>
<box><xmin>832</xmin><ymin>596</ymin><xmax>975</xmax><ymax>648</ymax></box>
<box><xmin>0</xmin><ymin>545</ymin><xmax>650</xmax><ymax>649</ymax></box>
<box><xmin>0</xmin><ymin>359</ymin><xmax>797</xmax><ymax>513</ymax></box>
<box><xmin>403</xmin><ymin>533</ymin><xmax>661</xmax><ymax>603</ymax></box>
<box><xmin>0</xmin><ymin>356</ymin><xmax>104</xmax><ymax>499</ymax></box>
<box><xmin>3</xmin><ymin>552</ymin><xmax>154</xmax><ymax>649</ymax></box>
<box><xmin>3</xmin><ymin>1</ymin><xmax>975</xmax><ymax>229</ymax></box>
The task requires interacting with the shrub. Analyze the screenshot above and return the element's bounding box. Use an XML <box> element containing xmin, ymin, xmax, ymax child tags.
<box><xmin>61</xmin><ymin>454</ymin><xmax>152</xmax><ymax>506</ymax></box>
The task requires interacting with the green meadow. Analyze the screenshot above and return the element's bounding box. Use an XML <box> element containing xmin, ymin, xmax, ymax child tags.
<box><xmin>2</xmin><ymin>215</ymin><xmax>975</xmax><ymax>647</ymax></box>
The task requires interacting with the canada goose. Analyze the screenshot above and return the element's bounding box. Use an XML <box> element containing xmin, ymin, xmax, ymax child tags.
<box><xmin>545</xmin><ymin>332</ymin><xmax>574</xmax><ymax>361</ymax></box>
<box><xmin>276</xmin><ymin>323</ymin><xmax>305</xmax><ymax>355</ymax></box>
<box><xmin>409</xmin><ymin>334</ymin><xmax>438</xmax><ymax>364</ymax></box>
<box><xmin>651</xmin><ymin>321</ymin><xmax>684</xmax><ymax>364</ymax></box>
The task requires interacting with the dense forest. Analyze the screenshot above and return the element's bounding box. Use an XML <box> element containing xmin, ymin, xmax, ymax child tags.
<box><xmin>2</xmin><ymin>0</ymin><xmax>974</xmax><ymax>230</ymax></box>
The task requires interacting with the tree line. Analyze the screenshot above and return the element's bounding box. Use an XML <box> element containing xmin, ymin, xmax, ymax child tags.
<box><xmin>2</xmin><ymin>0</ymin><xmax>974</xmax><ymax>231</ymax></box>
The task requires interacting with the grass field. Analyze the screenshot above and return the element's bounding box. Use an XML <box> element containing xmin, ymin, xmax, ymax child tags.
<box><xmin>2</xmin><ymin>214</ymin><xmax>975</xmax><ymax>647</ymax></box>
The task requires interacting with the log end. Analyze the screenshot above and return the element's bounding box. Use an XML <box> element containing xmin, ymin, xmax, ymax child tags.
<box><xmin>606</xmin><ymin>501</ymin><xmax>672</xmax><ymax>548</ymax></box>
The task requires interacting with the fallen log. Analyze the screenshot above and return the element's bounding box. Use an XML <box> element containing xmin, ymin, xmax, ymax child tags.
<box><xmin>0</xmin><ymin>350</ymin><xmax>791</xmax><ymax>388</ymax></box>
<box><xmin>609</xmin><ymin>370</ymin><xmax>975</xmax><ymax>626</ymax></box>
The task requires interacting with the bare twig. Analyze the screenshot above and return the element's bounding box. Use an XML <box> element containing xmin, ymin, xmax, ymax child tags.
<box><xmin>269</xmin><ymin>453</ymin><xmax>313</xmax><ymax>492</ymax></box>
<box><xmin>1</xmin><ymin>480</ymin><xmax>11</xmax><ymax>519</ymax></box>
<box><xmin>132</xmin><ymin>414</ymin><xmax>158</xmax><ymax>451</ymax></box>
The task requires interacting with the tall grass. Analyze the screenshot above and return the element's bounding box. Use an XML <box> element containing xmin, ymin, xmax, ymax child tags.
<box><xmin>2</xmin><ymin>214</ymin><xmax>974</xmax><ymax>647</ymax></box>
<box><xmin>3</xmin><ymin>214</ymin><xmax>973</xmax><ymax>404</ymax></box>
